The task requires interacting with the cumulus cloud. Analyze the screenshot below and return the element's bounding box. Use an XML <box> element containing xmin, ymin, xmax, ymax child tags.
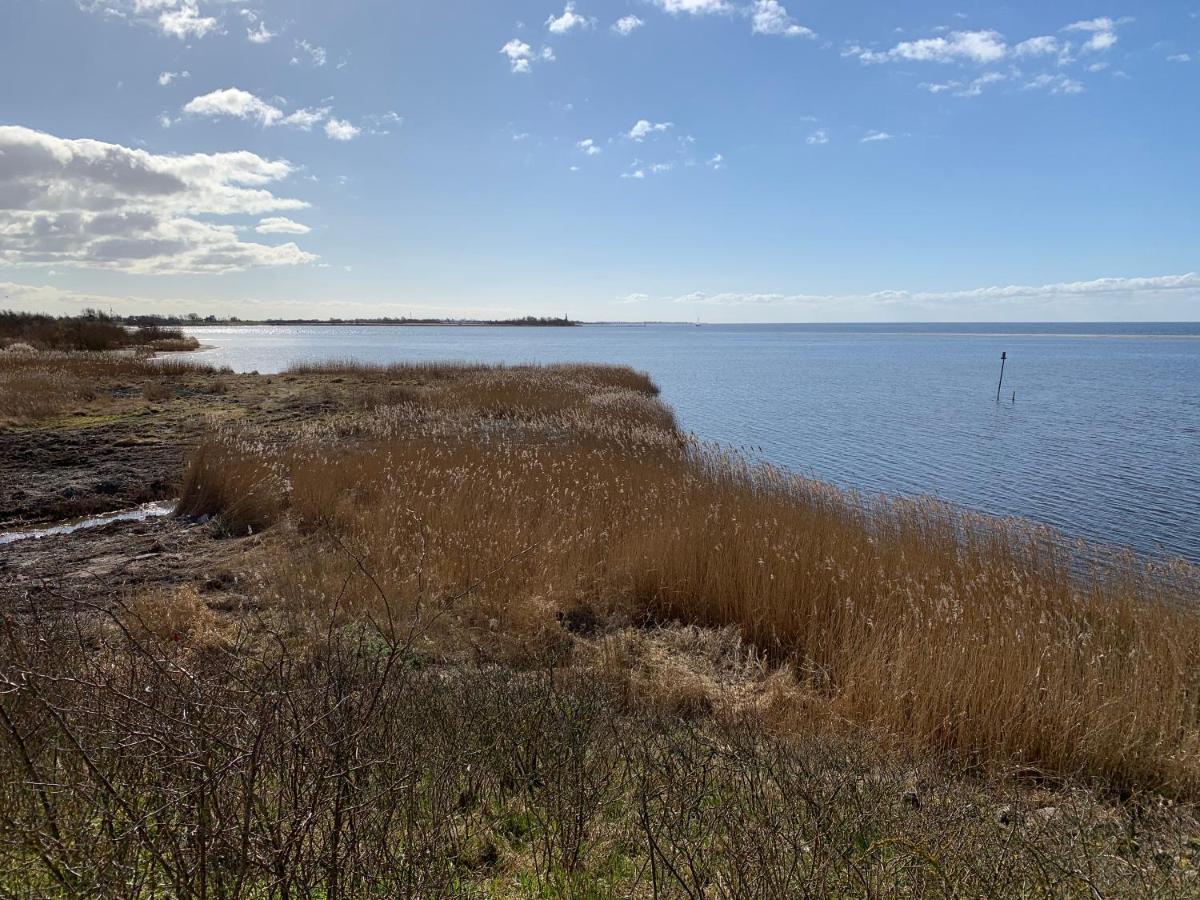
<box><xmin>256</xmin><ymin>216</ymin><xmax>310</xmax><ymax>235</ymax></box>
<box><xmin>181</xmin><ymin>89</ymin><xmax>360</xmax><ymax>137</ymax></box>
<box><xmin>576</xmin><ymin>138</ymin><xmax>602</xmax><ymax>156</ymax></box>
<box><xmin>157</xmin><ymin>3</ymin><xmax>218</xmax><ymax>39</ymax></box>
<box><xmin>628</xmin><ymin>119</ymin><xmax>672</xmax><ymax>140</ymax></box>
<box><xmin>854</xmin><ymin>29</ymin><xmax>1008</xmax><ymax>64</ymax></box>
<box><xmin>706</xmin><ymin>153</ymin><xmax>724</xmax><ymax>169</ymax></box>
<box><xmin>1063</xmin><ymin>17</ymin><xmax>1122</xmax><ymax>53</ymax></box>
<box><xmin>612</xmin><ymin>15</ymin><xmax>644</xmax><ymax>35</ymax></box>
<box><xmin>652</xmin><ymin>0</ymin><xmax>733</xmax><ymax>14</ymax></box>
<box><xmin>78</xmin><ymin>1</ymin><xmax>237</xmax><ymax>40</ymax></box>
<box><xmin>749</xmin><ymin>1</ymin><xmax>814</xmax><ymax>38</ymax></box>
<box><xmin>324</xmin><ymin>118</ymin><xmax>361</xmax><ymax>141</ymax></box>
<box><xmin>806</xmin><ymin>128</ymin><xmax>829</xmax><ymax>145</ymax></box>
<box><xmin>500</xmin><ymin>38</ymin><xmax>535</xmax><ymax>73</ymax></box>
<box><xmin>0</xmin><ymin>125</ymin><xmax>315</xmax><ymax>274</ymax></box>
<box><xmin>546</xmin><ymin>2</ymin><xmax>594</xmax><ymax>33</ymax></box>
<box><xmin>184</xmin><ymin>88</ymin><xmax>285</xmax><ymax>127</ymax></box>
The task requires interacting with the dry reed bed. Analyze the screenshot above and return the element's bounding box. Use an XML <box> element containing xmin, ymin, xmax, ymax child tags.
<box><xmin>171</xmin><ymin>363</ymin><xmax>1200</xmax><ymax>796</ymax></box>
<box><xmin>0</xmin><ymin>351</ymin><xmax>219</xmax><ymax>421</ymax></box>
<box><xmin>6</xmin><ymin>362</ymin><xmax>1200</xmax><ymax>894</ymax></box>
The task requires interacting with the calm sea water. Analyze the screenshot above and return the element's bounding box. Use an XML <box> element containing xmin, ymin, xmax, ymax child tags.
<box><xmin>177</xmin><ymin>323</ymin><xmax>1200</xmax><ymax>563</ymax></box>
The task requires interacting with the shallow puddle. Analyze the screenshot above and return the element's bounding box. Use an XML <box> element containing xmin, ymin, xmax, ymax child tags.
<box><xmin>0</xmin><ymin>501</ymin><xmax>176</xmax><ymax>546</ymax></box>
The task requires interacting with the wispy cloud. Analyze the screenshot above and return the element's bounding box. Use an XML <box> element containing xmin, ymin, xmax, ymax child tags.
<box><xmin>625</xmin><ymin>274</ymin><xmax>1200</xmax><ymax>315</ymax></box>
<box><xmin>292</xmin><ymin>38</ymin><xmax>327</xmax><ymax>66</ymax></box>
<box><xmin>749</xmin><ymin>0</ymin><xmax>813</xmax><ymax>38</ymax></box>
<box><xmin>861</xmin><ymin>130</ymin><xmax>893</xmax><ymax>143</ymax></box>
<box><xmin>629</xmin><ymin>119</ymin><xmax>673</xmax><ymax>141</ymax></box>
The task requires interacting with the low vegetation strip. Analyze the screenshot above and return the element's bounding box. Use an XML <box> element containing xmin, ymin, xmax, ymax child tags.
<box><xmin>0</xmin><ymin>310</ymin><xmax>199</xmax><ymax>354</ymax></box>
<box><xmin>4</xmin><ymin>359</ymin><xmax>1200</xmax><ymax>895</ymax></box>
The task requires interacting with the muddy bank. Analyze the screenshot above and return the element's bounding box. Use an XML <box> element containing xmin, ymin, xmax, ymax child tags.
<box><xmin>0</xmin><ymin>515</ymin><xmax>260</xmax><ymax>615</ymax></box>
<box><xmin>0</xmin><ymin>424</ymin><xmax>184</xmax><ymax>527</ymax></box>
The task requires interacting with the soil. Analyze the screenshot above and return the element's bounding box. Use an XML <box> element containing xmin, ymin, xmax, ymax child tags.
<box><xmin>0</xmin><ymin>367</ymin><xmax>351</xmax><ymax>615</ymax></box>
<box><xmin>0</xmin><ymin>516</ymin><xmax>260</xmax><ymax>615</ymax></box>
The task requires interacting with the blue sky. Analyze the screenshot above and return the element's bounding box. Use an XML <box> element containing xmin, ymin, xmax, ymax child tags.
<box><xmin>1</xmin><ymin>0</ymin><xmax>1198</xmax><ymax>321</ymax></box>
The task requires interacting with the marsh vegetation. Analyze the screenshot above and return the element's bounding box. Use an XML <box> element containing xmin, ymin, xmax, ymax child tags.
<box><xmin>3</xmin><ymin>358</ymin><xmax>1200</xmax><ymax>896</ymax></box>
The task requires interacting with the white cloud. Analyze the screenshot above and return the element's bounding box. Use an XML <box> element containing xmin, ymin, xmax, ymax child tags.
<box><xmin>676</xmin><ymin>273</ymin><xmax>1200</xmax><ymax>312</ymax></box>
<box><xmin>855</xmin><ymin>29</ymin><xmax>1008</xmax><ymax>64</ymax></box>
<box><xmin>501</xmin><ymin>38</ymin><xmax>535</xmax><ymax>73</ymax></box>
<box><xmin>612</xmin><ymin>15</ymin><xmax>644</xmax><ymax>35</ymax></box>
<box><xmin>1025</xmin><ymin>73</ymin><xmax>1085</xmax><ymax>94</ymax></box>
<box><xmin>806</xmin><ymin>128</ymin><xmax>829</xmax><ymax>145</ymax></box>
<box><xmin>749</xmin><ymin>1</ymin><xmax>813</xmax><ymax>38</ymax></box>
<box><xmin>706</xmin><ymin>153</ymin><xmax>724</xmax><ymax>169</ymax></box>
<box><xmin>182</xmin><ymin>89</ymin><xmax>348</xmax><ymax>134</ymax></box>
<box><xmin>1062</xmin><ymin>17</ymin><xmax>1122</xmax><ymax>53</ymax></box>
<box><xmin>1167</xmin><ymin>53</ymin><xmax>1192</xmax><ymax>63</ymax></box>
<box><xmin>1013</xmin><ymin>35</ymin><xmax>1060</xmax><ymax>57</ymax></box>
<box><xmin>629</xmin><ymin>119</ymin><xmax>673</xmax><ymax>141</ymax></box>
<box><xmin>246</xmin><ymin>21</ymin><xmax>275</xmax><ymax>43</ymax></box>
<box><xmin>363</xmin><ymin>111</ymin><xmax>403</xmax><ymax>135</ymax></box>
<box><xmin>256</xmin><ymin>216</ymin><xmax>310</xmax><ymax>235</ymax></box>
<box><xmin>546</xmin><ymin>2</ymin><xmax>594</xmax><ymax>34</ymax></box>
<box><xmin>157</xmin><ymin>3</ymin><xmax>217</xmax><ymax>39</ymax></box>
<box><xmin>652</xmin><ymin>0</ymin><xmax>733</xmax><ymax>14</ymax></box>
<box><xmin>158</xmin><ymin>70</ymin><xmax>189</xmax><ymax>86</ymax></box>
<box><xmin>293</xmin><ymin>38</ymin><xmax>327</xmax><ymax>66</ymax></box>
<box><xmin>324</xmin><ymin>118</ymin><xmax>361</xmax><ymax>141</ymax></box>
<box><xmin>282</xmin><ymin>107</ymin><xmax>332</xmax><ymax>130</ymax></box>
<box><xmin>576</xmin><ymin>138</ymin><xmax>601</xmax><ymax>155</ymax></box>
<box><xmin>861</xmin><ymin>130</ymin><xmax>893</xmax><ymax>143</ymax></box>
<box><xmin>652</xmin><ymin>273</ymin><xmax>1200</xmax><ymax>315</ymax></box>
<box><xmin>0</xmin><ymin>124</ymin><xmax>314</xmax><ymax>274</ymax></box>
<box><xmin>941</xmin><ymin>71</ymin><xmax>1007</xmax><ymax>97</ymax></box>
<box><xmin>184</xmin><ymin>88</ymin><xmax>284</xmax><ymax>127</ymax></box>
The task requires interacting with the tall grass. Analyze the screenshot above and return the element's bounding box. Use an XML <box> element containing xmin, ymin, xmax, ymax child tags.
<box><xmin>0</xmin><ymin>352</ymin><xmax>217</xmax><ymax>421</ymax></box>
<box><xmin>177</xmin><ymin>363</ymin><xmax>1200</xmax><ymax>796</ymax></box>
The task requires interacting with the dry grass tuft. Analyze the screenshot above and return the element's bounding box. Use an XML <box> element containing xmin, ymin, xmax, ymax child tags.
<box><xmin>0</xmin><ymin>352</ymin><xmax>219</xmax><ymax>422</ymax></box>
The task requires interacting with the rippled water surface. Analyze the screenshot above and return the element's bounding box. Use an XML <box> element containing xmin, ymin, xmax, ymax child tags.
<box><xmin>177</xmin><ymin>323</ymin><xmax>1200</xmax><ymax>562</ymax></box>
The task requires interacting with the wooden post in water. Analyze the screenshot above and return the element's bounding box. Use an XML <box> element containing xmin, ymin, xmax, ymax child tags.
<box><xmin>996</xmin><ymin>352</ymin><xmax>1007</xmax><ymax>402</ymax></box>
